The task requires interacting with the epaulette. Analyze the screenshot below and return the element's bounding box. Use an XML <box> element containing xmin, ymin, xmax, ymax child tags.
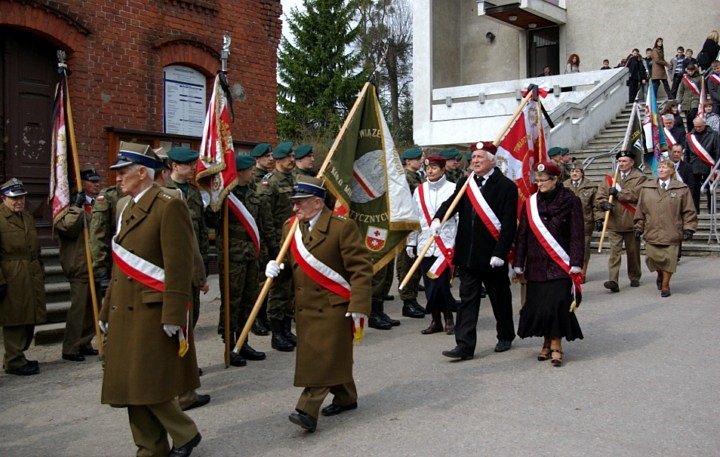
<box><xmin>332</xmin><ymin>214</ymin><xmax>348</xmax><ymax>221</ymax></box>
<box><xmin>157</xmin><ymin>191</ymin><xmax>174</xmax><ymax>201</ymax></box>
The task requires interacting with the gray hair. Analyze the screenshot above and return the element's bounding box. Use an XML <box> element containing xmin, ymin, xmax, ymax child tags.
<box><xmin>129</xmin><ymin>163</ymin><xmax>155</xmax><ymax>181</ymax></box>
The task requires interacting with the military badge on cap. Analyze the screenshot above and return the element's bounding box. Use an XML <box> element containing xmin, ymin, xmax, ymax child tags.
<box><xmin>291</xmin><ymin>175</ymin><xmax>326</xmax><ymax>199</ymax></box>
<box><xmin>80</xmin><ymin>164</ymin><xmax>101</xmax><ymax>182</ymax></box>
<box><xmin>110</xmin><ymin>142</ymin><xmax>158</xmax><ymax>170</ymax></box>
<box><xmin>0</xmin><ymin>178</ymin><xmax>28</xmax><ymax>197</ymax></box>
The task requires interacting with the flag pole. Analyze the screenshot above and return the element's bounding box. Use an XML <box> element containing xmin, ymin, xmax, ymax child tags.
<box><xmin>58</xmin><ymin>51</ymin><xmax>104</xmax><ymax>356</ymax></box>
<box><xmin>399</xmin><ymin>91</ymin><xmax>535</xmax><ymax>290</ymax></box>
<box><xmin>233</xmin><ymin>77</ymin><xmax>376</xmax><ymax>355</ymax></box>
<box><xmin>598</xmin><ymin>102</ymin><xmax>638</xmax><ymax>252</ymax></box>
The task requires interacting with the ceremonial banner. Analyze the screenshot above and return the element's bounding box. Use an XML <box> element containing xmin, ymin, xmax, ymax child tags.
<box><xmin>322</xmin><ymin>83</ymin><xmax>419</xmax><ymax>272</ymax></box>
<box><xmin>49</xmin><ymin>73</ymin><xmax>71</xmax><ymax>224</ymax></box>
<box><xmin>643</xmin><ymin>85</ymin><xmax>668</xmax><ymax>175</ymax></box>
<box><xmin>196</xmin><ymin>73</ymin><xmax>237</xmax><ymax>212</ymax></box>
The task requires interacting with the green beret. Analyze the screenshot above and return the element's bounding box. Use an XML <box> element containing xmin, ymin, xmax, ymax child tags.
<box><xmin>250</xmin><ymin>142</ymin><xmax>272</xmax><ymax>158</ymax></box>
<box><xmin>465</xmin><ymin>151</ymin><xmax>473</xmax><ymax>161</ymax></box>
<box><xmin>235</xmin><ymin>154</ymin><xmax>255</xmax><ymax>171</ymax></box>
<box><xmin>401</xmin><ymin>148</ymin><xmax>422</xmax><ymax>160</ymax></box>
<box><xmin>548</xmin><ymin>146</ymin><xmax>569</xmax><ymax>158</ymax></box>
<box><xmin>272</xmin><ymin>141</ymin><xmax>294</xmax><ymax>159</ymax></box>
<box><xmin>439</xmin><ymin>148</ymin><xmax>461</xmax><ymax>160</ymax></box>
<box><xmin>167</xmin><ymin>147</ymin><xmax>199</xmax><ymax>163</ymax></box>
<box><xmin>295</xmin><ymin>144</ymin><xmax>314</xmax><ymax>159</ymax></box>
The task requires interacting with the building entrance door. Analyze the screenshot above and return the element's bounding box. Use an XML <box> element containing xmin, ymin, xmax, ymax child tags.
<box><xmin>528</xmin><ymin>27</ymin><xmax>559</xmax><ymax>77</ymax></box>
<box><xmin>0</xmin><ymin>29</ymin><xmax>57</xmax><ymax>244</ymax></box>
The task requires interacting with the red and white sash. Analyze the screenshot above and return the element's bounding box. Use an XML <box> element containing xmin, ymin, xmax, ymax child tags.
<box><xmin>682</xmin><ymin>75</ymin><xmax>700</xmax><ymax>96</ymax></box>
<box><xmin>664</xmin><ymin>128</ymin><xmax>677</xmax><ymax>147</ymax></box>
<box><xmin>227</xmin><ymin>193</ymin><xmax>260</xmax><ymax>256</ymax></box>
<box><xmin>605</xmin><ymin>175</ymin><xmax>636</xmax><ymax>214</ymax></box>
<box><xmin>465</xmin><ymin>175</ymin><xmax>501</xmax><ymax>240</ymax></box>
<box><xmin>687</xmin><ymin>132</ymin><xmax>716</xmax><ymax>167</ymax></box>
<box><xmin>417</xmin><ymin>183</ymin><xmax>454</xmax><ymax>278</ymax></box>
<box><xmin>526</xmin><ymin>194</ymin><xmax>583</xmax><ymax>296</ymax></box>
<box><xmin>289</xmin><ymin>217</ymin><xmax>351</xmax><ymax>300</ymax></box>
<box><xmin>709</xmin><ymin>73</ymin><xmax>720</xmax><ymax>86</ymax></box>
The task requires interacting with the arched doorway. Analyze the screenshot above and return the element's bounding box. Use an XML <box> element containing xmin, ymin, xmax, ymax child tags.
<box><xmin>0</xmin><ymin>28</ymin><xmax>57</xmax><ymax>244</ymax></box>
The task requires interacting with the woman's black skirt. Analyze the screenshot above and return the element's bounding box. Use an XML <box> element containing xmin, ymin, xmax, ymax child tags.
<box><xmin>518</xmin><ymin>278</ymin><xmax>583</xmax><ymax>341</ymax></box>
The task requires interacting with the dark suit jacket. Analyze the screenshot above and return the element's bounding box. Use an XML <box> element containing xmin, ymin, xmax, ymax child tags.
<box><xmin>674</xmin><ymin>161</ymin><xmax>696</xmax><ymax>189</ymax></box>
<box><xmin>435</xmin><ymin>167</ymin><xmax>518</xmax><ymax>270</ymax></box>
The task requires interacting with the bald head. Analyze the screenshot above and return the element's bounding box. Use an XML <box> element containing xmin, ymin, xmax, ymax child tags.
<box><xmin>693</xmin><ymin>116</ymin><xmax>706</xmax><ymax>132</ymax></box>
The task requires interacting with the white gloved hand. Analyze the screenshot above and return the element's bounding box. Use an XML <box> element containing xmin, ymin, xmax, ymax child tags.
<box><xmin>98</xmin><ymin>320</ymin><xmax>108</xmax><ymax>333</ymax></box>
<box><xmin>489</xmin><ymin>256</ymin><xmax>505</xmax><ymax>268</ymax></box>
<box><xmin>513</xmin><ymin>267</ymin><xmax>524</xmax><ymax>275</ymax></box>
<box><xmin>163</xmin><ymin>324</ymin><xmax>181</xmax><ymax>337</ymax></box>
<box><xmin>406</xmin><ymin>246</ymin><xmax>416</xmax><ymax>259</ymax></box>
<box><xmin>345</xmin><ymin>312</ymin><xmax>367</xmax><ymax>330</ymax></box>
<box><xmin>265</xmin><ymin>260</ymin><xmax>284</xmax><ymax>278</ymax></box>
<box><xmin>569</xmin><ymin>266</ymin><xmax>582</xmax><ymax>274</ymax></box>
<box><xmin>430</xmin><ymin>219</ymin><xmax>442</xmax><ymax>235</ymax></box>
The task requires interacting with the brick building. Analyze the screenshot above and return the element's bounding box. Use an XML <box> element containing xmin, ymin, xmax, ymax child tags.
<box><xmin>0</xmin><ymin>0</ymin><xmax>282</xmax><ymax>241</ymax></box>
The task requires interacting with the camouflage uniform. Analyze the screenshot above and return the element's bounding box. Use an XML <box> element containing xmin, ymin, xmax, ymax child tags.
<box><xmin>444</xmin><ymin>168</ymin><xmax>465</xmax><ymax>184</ymax></box>
<box><xmin>292</xmin><ymin>167</ymin><xmax>316</xmax><ymax>179</ymax></box>
<box><xmin>90</xmin><ymin>185</ymin><xmax>123</xmax><ymax>281</ymax></box>
<box><xmin>164</xmin><ymin>179</ymin><xmax>208</xmax><ymax>327</ymax></box>
<box><xmin>258</xmin><ymin>170</ymin><xmax>296</xmax><ymax>323</ymax></box>
<box><xmin>216</xmin><ymin>184</ymin><xmax>277</xmax><ymax>337</ymax></box>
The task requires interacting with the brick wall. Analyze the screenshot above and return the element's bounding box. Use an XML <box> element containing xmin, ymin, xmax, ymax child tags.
<box><xmin>1</xmin><ymin>0</ymin><xmax>282</xmax><ymax>171</ymax></box>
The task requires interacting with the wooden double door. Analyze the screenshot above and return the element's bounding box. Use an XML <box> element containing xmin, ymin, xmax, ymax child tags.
<box><xmin>0</xmin><ymin>28</ymin><xmax>57</xmax><ymax>244</ymax></box>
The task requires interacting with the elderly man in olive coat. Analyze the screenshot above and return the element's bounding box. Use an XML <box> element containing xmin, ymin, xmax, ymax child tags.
<box><xmin>99</xmin><ymin>142</ymin><xmax>202</xmax><ymax>457</ymax></box>
<box><xmin>265</xmin><ymin>175</ymin><xmax>372</xmax><ymax>433</ymax></box>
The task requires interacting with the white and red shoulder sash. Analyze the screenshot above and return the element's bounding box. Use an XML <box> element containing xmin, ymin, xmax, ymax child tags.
<box><xmin>709</xmin><ymin>73</ymin><xmax>720</xmax><ymax>86</ymax></box>
<box><xmin>605</xmin><ymin>175</ymin><xmax>636</xmax><ymax>214</ymax></box>
<box><xmin>465</xmin><ymin>175</ymin><xmax>501</xmax><ymax>240</ymax></box>
<box><xmin>289</xmin><ymin>217</ymin><xmax>351</xmax><ymax>300</ymax></box>
<box><xmin>687</xmin><ymin>132</ymin><xmax>716</xmax><ymax>167</ymax></box>
<box><xmin>526</xmin><ymin>194</ymin><xmax>583</xmax><ymax>295</ymax></box>
<box><xmin>682</xmin><ymin>75</ymin><xmax>700</xmax><ymax>96</ymax></box>
<box><xmin>227</xmin><ymin>193</ymin><xmax>261</xmax><ymax>256</ymax></box>
<box><xmin>664</xmin><ymin>128</ymin><xmax>677</xmax><ymax>147</ymax></box>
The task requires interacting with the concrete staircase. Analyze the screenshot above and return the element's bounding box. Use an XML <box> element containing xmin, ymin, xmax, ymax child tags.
<box><xmin>572</xmin><ymin>102</ymin><xmax>719</xmax><ymax>255</ymax></box>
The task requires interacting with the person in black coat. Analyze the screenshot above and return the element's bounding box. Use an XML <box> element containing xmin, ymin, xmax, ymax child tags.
<box><xmin>687</xmin><ymin>117</ymin><xmax>720</xmax><ymax>213</ymax></box>
<box><xmin>432</xmin><ymin>141</ymin><xmax>518</xmax><ymax>360</ymax></box>
<box><xmin>514</xmin><ymin>161</ymin><xmax>584</xmax><ymax>367</ymax></box>
<box><xmin>697</xmin><ymin>30</ymin><xmax>720</xmax><ymax>71</ymax></box>
<box><xmin>670</xmin><ymin>144</ymin><xmax>695</xmax><ymax>188</ymax></box>
<box><xmin>625</xmin><ymin>48</ymin><xmax>647</xmax><ymax>103</ymax></box>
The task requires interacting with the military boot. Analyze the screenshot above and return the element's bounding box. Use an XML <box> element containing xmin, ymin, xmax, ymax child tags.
<box><xmin>368</xmin><ymin>300</ymin><xmax>392</xmax><ymax>330</ymax></box>
<box><xmin>252</xmin><ymin>318</ymin><xmax>269</xmax><ymax>336</ymax></box>
<box><xmin>402</xmin><ymin>299</ymin><xmax>425</xmax><ymax>318</ymax></box>
<box><xmin>378</xmin><ymin>301</ymin><xmax>400</xmax><ymax>327</ymax></box>
<box><xmin>270</xmin><ymin>319</ymin><xmax>294</xmax><ymax>352</ymax></box>
<box><xmin>283</xmin><ymin>317</ymin><xmax>297</xmax><ymax>346</ymax></box>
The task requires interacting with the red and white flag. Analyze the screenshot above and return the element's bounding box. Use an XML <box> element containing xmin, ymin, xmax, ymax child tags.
<box><xmin>687</xmin><ymin>132</ymin><xmax>716</xmax><ymax>167</ymax></box>
<box><xmin>196</xmin><ymin>73</ymin><xmax>238</xmax><ymax>212</ymax></box>
<box><xmin>698</xmin><ymin>78</ymin><xmax>707</xmax><ymax>120</ymax></box>
<box><xmin>49</xmin><ymin>75</ymin><xmax>71</xmax><ymax>224</ymax></box>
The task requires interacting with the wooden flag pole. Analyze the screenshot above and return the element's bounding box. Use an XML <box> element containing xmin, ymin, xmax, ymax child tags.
<box><xmin>222</xmin><ymin>199</ymin><xmax>231</xmax><ymax>367</ymax></box>
<box><xmin>597</xmin><ymin>169</ymin><xmax>620</xmax><ymax>253</ymax></box>
<box><xmin>59</xmin><ymin>51</ymin><xmax>104</xmax><ymax>357</ymax></box>
<box><xmin>399</xmin><ymin>91</ymin><xmax>535</xmax><ymax>290</ymax></box>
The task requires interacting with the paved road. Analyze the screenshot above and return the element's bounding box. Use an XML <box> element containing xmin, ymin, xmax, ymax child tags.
<box><xmin>1</xmin><ymin>254</ymin><xmax>718</xmax><ymax>456</ymax></box>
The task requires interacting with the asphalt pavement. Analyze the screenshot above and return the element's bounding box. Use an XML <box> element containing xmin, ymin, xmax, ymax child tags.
<box><xmin>1</xmin><ymin>253</ymin><xmax>719</xmax><ymax>456</ymax></box>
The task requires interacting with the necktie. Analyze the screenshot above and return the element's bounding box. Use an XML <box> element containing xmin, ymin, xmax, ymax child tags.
<box><xmin>474</xmin><ymin>175</ymin><xmax>484</xmax><ymax>188</ymax></box>
<box><xmin>661</xmin><ymin>182</ymin><xmax>667</xmax><ymax>191</ymax></box>
<box><xmin>621</xmin><ymin>173</ymin><xmax>627</xmax><ymax>181</ymax></box>
<box><xmin>573</xmin><ymin>181</ymin><xmax>579</xmax><ymax>188</ymax></box>
<box><xmin>300</xmin><ymin>221</ymin><xmax>311</xmax><ymax>243</ymax></box>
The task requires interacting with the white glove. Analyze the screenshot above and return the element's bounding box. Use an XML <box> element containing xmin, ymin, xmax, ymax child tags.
<box><xmin>265</xmin><ymin>260</ymin><xmax>284</xmax><ymax>278</ymax></box>
<box><xmin>430</xmin><ymin>219</ymin><xmax>442</xmax><ymax>235</ymax></box>
<box><xmin>163</xmin><ymin>324</ymin><xmax>181</xmax><ymax>337</ymax></box>
<box><xmin>513</xmin><ymin>267</ymin><xmax>524</xmax><ymax>275</ymax></box>
<box><xmin>489</xmin><ymin>256</ymin><xmax>505</xmax><ymax>268</ymax></box>
<box><xmin>98</xmin><ymin>320</ymin><xmax>108</xmax><ymax>333</ymax></box>
<box><xmin>406</xmin><ymin>246</ymin><xmax>416</xmax><ymax>259</ymax></box>
<box><xmin>569</xmin><ymin>266</ymin><xmax>582</xmax><ymax>274</ymax></box>
<box><xmin>345</xmin><ymin>312</ymin><xmax>367</xmax><ymax>330</ymax></box>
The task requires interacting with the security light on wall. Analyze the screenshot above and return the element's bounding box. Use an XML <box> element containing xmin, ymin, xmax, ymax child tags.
<box><xmin>485</xmin><ymin>32</ymin><xmax>496</xmax><ymax>42</ymax></box>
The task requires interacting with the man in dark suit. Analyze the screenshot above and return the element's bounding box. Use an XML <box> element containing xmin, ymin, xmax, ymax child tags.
<box><xmin>99</xmin><ymin>142</ymin><xmax>202</xmax><ymax>457</ymax></box>
<box><xmin>265</xmin><ymin>176</ymin><xmax>372</xmax><ymax>433</ymax></box>
<box><xmin>433</xmin><ymin>142</ymin><xmax>518</xmax><ymax>360</ymax></box>
<box><xmin>670</xmin><ymin>144</ymin><xmax>695</xmax><ymax>188</ymax></box>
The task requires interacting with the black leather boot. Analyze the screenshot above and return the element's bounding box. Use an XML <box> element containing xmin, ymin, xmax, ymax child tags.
<box><xmin>283</xmin><ymin>317</ymin><xmax>297</xmax><ymax>346</ymax></box>
<box><xmin>270</xmin><ymin>319</ymin><xmax>294</xmax><ymax>352</ymax></box>
<box><xmin>368</xmin><ymin>300</ymin><xmax>392</xmax><ymax>330</ymax></box>
<box><xmin>252</xmin><ymin>318</ymin><xmax>269</xmax><ymax>336</ymax></box>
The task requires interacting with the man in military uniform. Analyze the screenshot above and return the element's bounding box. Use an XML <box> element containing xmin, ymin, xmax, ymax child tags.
<box><xmin>396</xmin><ymin>147</ymin><xmax>425</xmax><ymax>319</ymax></box>
<box><xmin>90</xmin><ymin>179</ymin><xmax>125</xmax><ymax>296</ymax></box>
<box><xmin>165</xmin><ymin>147</ymin><xmax>210</xmax><ymax>328</ymax></box>
<box><xmin>265</xmin><ymin>176</ymin><xmax>372</xmax><ymax>433</ymax></box>
<box><xmin>217</xmin><ymin>155</ymin><xmax>278</xmax><ymax>366</ymax></box>
<box><xmin>293</xmin><ymin>144</ymin><xmax>316</xmax><ymax>178</ymax></box>
<box><xmin>251</xmin><ymin>142</ymin><xmax>275</xmax><ymax>185</ymax></box>
<box><xmin>596</xmin><ymin>150</ymin><xmax>647</xmax><ymax>292</ymax></box>
<box><xmin>258</xmin><ymin>141</ymin><xmax>297</xmax><ymax>351</ymax></box>
<box><xmin>55</xmin><ymin>164</ymin><xmax>102</xmax><ymax>362</ymax></box>
<box><xmin>440</xmin><ymin>148</ymin><xmax>465</xmax><ymax>183</ymax></box>
<box><xmin>563</xmin><ymin>162</ymin><xmax>602</xmax><ymax>279</ymax></box>
<box><xmin>99</xmin><ymin>142</ymin><xmax>202</xmax><ymax>457</ymax></box>
<box><xmin>0</xmin><ymin>179</ymin><xmax>46</xmax><ymax>376</ymax></box>
<box><xmin>548</xmin><ymin>147</ymin><xmax>572</xmax><ymax>182</ymax></box>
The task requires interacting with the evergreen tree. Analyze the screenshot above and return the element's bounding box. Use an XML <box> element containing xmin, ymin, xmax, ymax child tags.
<box><xmin>277</xmin><ymin>0</ymin><xmax>367</xmax><ymax>141</ymax></box>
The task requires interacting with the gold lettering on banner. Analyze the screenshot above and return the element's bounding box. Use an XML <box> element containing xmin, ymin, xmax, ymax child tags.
<box><xmin>349</xmin><ymin>209</ymin><xmax>389</xmax><ymax>223</ymax></box>
<box><xmin>359</xmin><ymin>129</ymin><xmax>382</xmax><ymax>139</ymax></box>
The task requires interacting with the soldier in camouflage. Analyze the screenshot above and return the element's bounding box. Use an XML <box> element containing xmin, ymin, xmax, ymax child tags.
<box><xmin>440</xmin><ymin>148</ymin><xmax>465</xmax><ymax>183</ymax></box>
<box><xmin>216</xmin><ymin>155</ymin><xmax>278</xmax><ymax>366</ymax></box>
<box><xmin>165</xmin><ymin>147</ymin><xmax>210</xmax><ymax>327</ymax></box>
<box><xmin>257</xmin><ymin>141</ymin><xmax>297</xmax><ymax>352</ymax></box>
<box><xmin>90</xmin><ymin>181</ymin><xmax>124</xmax><ymax>294</ymax></box>
<box><xmin>396</xmin><ymin>148</ymin><xmax>425</xmax><ymax>319</ymax></box>
<box><xmin>251</xmin><ymin>142</ymin><xmax>275</xmax><ymax>186</ymax></box>
<box><xmin>292</xmin><ymin>144</ymin><xmax>316</xmax><ymax>178</ymax></box>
